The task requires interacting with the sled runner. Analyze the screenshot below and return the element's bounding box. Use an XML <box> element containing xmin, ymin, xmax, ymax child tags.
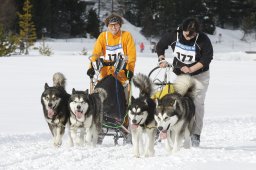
<box><xmin>90</xmin><ymin>55</ymin><xmax>131</xmax><ymax>145</ymax></box>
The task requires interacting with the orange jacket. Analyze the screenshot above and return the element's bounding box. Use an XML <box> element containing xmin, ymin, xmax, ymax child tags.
<box><xmin>90</xmin><ymin>30</ymin><xmax>136</xmax><ymax>84</ymax></box>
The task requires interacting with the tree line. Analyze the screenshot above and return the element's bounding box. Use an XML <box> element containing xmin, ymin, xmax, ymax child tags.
<box><xmin>1</xmin><ymin>0</ymin><xmax>256</xmax><ymax>56</ymax></box>
<box><xmin>123</xmin><ymin>0</ymin><xmax>256</xmax><ymax>38</ymax></box>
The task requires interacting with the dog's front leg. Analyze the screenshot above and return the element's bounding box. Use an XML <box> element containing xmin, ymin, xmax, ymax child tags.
<box><xmin>131</xmin><ymin>129</ymin><xmax>140</xmax><ymax>158</ymax></box>
<box><xmin>69</xmin><ymin>127</ymin><xmax>78</xmax><ymax>146</ymax></box>
<box><xmin>78</xmin><ymin>127</ymin><xmax>86</xmax><ymax>146</ymax></box>
<box><xmin>85</xmin><ymin>128</ymin><xmax>93</xmax><ymax>146</ymax></box>
<box><xmin>91</xmin><ymin>124</ymin><xmax>98</xmax><ymax>147</ymax></box>
<box><xmin>54</xmin><ymin>126</ymin><xmax>64</xmax><ymax>147</ymax></box>
<box><xmin>144</xmin><ymin>128</ymin><xmax>155</xmax><ymax>157</ymax></box>
<box><xmin>164</xmin><ymin>131</ymin><xmax>173</xmax><ymax>153</ymax></box>
<box><xmin>183</xmin><ymin>127</ymin><xmax>191</xmax><ymax>149</ymax></box>
<box><xmin>67</xmin><ymin>126</ymin><xmax>74</xmax><ymax>147</ymax></box>
<box><xmin>172</xmin><ymin>133</ymin><xmax>182</xmax><ymax>154</ymax></box>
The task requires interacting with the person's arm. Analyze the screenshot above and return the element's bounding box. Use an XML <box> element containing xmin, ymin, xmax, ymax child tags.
<box><xmin>180</xmin><ymin>62</ymin><xmax>204</xmax><ymax>73</ymax></box>
<box><xmin>156</xmin><ymin>31</ymin><xmax>174</xmax><ymax>60</ymax></box>
<box><xmin>125</xmin><ymin>32</ymin><xmax>136</xmax><ymax>73</ymax></box>
<box><xmin>197</xmin><ymin>33</ymin><xmax>213</xmax><ymax>68</ymax></box>
<box><xmin>156</xmin><ymin>31</ymin><xmax>175</xmax><ymax>67</ymax></box>
<box><xmin>90</xmin><ymin>32</ymin><xmax>105</xmax><ymax>63</ymax></box>
<box><xmin>181</xmin><ymin>33</ymin><xmax>213</xmax><ymax>74</ymax></box>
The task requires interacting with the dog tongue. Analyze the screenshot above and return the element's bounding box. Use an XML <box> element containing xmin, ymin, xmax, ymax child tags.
<box><xmin>160</xmin><ymin>131</ymin><xmax>167</xmax><ymax>140</ymax></box>
<box><xmin>75</xmin><ymin>111</ymin><xmax>83</xmax><ymax>119</ymax></box>
<box><xmin>131</xmin><ymin>124</ymin><xmax>139</xmax><ymax>129</ymax></box>
<box><xmin>48</xmin><ymin>109</ymin><xmax>54</xmax><ymax>118</ymax></box>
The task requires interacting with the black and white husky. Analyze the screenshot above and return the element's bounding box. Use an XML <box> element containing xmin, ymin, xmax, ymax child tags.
<box><xmin>154</xmin><ymin>74</ymin><xmax>199</xmax><ymax>153</ymax></box>
<box><xmin>68</xmin><ymin>88</ymin><xmax>106</xmax><ymax>147</ymax></box>
<box><xmin>41</xmin><ymin>72</ymin><xmax>70</xmax><ymax>147</ymax></box>
<box><xmin>128</xmin><ymin>73</ymin><xmax>156</xmax><ymax>157</ymax></box>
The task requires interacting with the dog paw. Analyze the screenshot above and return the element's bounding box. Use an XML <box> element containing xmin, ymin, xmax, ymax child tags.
<box><xmin>144</xmin><ymin>150</ymin><xmax>155</xmax><ymax>157</ymax></box>
<box><xmin>53</xmin><ymin>142</ymin><xmax>62</xmax><ymax>148</ymax></box>
<box><xmin>134</xmin><ymin>154</ymin><xmax>140</xmax><ymax>158</ymax></box>
<box><xmin>171</xmin><ymin>148</ymin><xmax>179</xmax><ymax>154</ymax></box>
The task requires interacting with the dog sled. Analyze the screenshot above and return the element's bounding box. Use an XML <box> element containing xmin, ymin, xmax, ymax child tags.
<box><xmin>89</xmin><ymin>56</ymin><xmax>131</xmax><ymax>145</ymax></box>
<box><xmin>148</xmin><ymin>64</ymin><xmax>177</xmax><ymax>100</ymax></box>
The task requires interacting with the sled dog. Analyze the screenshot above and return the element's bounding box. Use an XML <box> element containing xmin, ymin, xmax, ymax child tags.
<box><xmin>41</xmin><ymin>72</ymin><xmax>70</xmax><ymax>147</ymax></box>
<box><xmin>154</xmin><ymin>74</ymin><xmax>198</xmax><ymax>153</ymax></box>
<box><xmin>128</xmin><ymin>73</ymin><xmax>157</xmax><ymax>157</ymax></box>
<box><xmin>68</xmin><ymin>88</ymin><xmax>106</xmax><ymax>147</ymax></box>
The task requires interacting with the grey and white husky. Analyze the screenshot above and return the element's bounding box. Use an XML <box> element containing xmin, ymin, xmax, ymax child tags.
<box><xmin>41</xmin><ymin>72</ymin><xmax>70</xmax><ymax>147</ymax></box>
<box><xmin>154</xmin><ymin>74</ymin><xmax>199</xmax><ymax>153</ymax></box>
<box><xmin>68</xmin><ymin>88</ymin><xmax>106</xmax><ymax>147</ymax></box>
<box><xmin>128</xmin><ymin>73</ymin><xmax>157</xmax><ymax>157</ymax></box>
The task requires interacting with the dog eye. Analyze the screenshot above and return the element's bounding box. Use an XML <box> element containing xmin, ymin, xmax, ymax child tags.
<box><xmin>164</xmin><ymin>117</ymin><xmax>169</xmax><ymax>120</ymax></box>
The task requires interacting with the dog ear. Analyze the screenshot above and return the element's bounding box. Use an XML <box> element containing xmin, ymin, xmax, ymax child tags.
<box><xmin>72</xmin><ymin>88</ymin><xmax>76</xmax><ymax>94</ymax></box>
<box><xmin>44</xmin><ymin>83</ymin><xmax>49</xmax><ymax>89</ymax></box>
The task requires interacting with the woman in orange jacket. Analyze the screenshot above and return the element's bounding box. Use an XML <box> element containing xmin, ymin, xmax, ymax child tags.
<box><xmin>87</xmin><ymin>13</ymin><xmax>136</xmax><ymax>85</ymax></box>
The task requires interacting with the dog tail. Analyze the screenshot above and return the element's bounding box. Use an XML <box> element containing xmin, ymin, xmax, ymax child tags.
<box><xmin>93</xmin><ymin>88</ymin><xmax>107</xmax><ymax>102</ymax></box>
<box><xmin>53</xmin><ymin>72</ymin><xmax>66</xmax><ymax>88</ymax></box>
<box><xmin>173</xmin><ymin>74</ymin><xmax>202</xmax><ymax>98</ymax></box>
<box><xmin>133</xmin><ymin>73</ymin><xmax>153</xmax><ymax>98</ymax></box>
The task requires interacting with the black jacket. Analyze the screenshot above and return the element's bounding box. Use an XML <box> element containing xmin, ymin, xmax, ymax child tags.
<box><xmin>156</xmin><ymin>29</ymin><xmax>213</xmax><ymax>75</ymax></box>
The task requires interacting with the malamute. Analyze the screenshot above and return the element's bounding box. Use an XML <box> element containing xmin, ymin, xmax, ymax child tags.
<box><xmin>68</xmin><ymin>88</ymin><xmax>106</xmax><ymax>147</ymax></box>
<box><xmin>41</xmin><ymin>72</ymin><xmax>70</xmax><ymax>147</ymax></box>
<box><xmin>128</xmin><ymin>73</ymin><xmax>156</xmax><ymax>157</ymax></box>
<box><xmin>154</xmin><ymin>74</ymin><xmax>198</xmax><ymax>153</ymax></box>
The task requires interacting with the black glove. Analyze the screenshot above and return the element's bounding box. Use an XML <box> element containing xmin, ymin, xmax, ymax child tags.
<box><xmin>87</xmin><ymin>68</ymin><xmax>95</xmax><ymax>78</ymax></box>
<box><xmin>125</xmin><ymin>69</ymin><xmax>133</xmax><ymax>81</ymax></box>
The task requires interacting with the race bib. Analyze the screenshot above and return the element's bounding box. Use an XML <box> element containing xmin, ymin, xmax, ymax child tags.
<box><xmin>174</xmin><ymin>41</ymin><xmax>196</xmax><ymax>64</ymax></box>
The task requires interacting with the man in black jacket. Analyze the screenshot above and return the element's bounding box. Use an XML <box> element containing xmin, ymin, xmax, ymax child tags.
<box><xmin>156</xmin><ymin>17</ymin><xmax>213</xmax><ymax>147</ymax></box>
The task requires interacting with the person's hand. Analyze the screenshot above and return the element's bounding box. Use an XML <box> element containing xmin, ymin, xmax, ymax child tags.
<box><xmin>158</xmin><ymin>60</ymin><xmax>168</xmax><ymax>68</ymax></box>
<box><xmin>87</xmin><ymin>68</ymin><xmax>95</xmax><ymax>78</ymax></box>
<box><xmin>125</xmin><ymin>69</ymin><xmax>133</xmax><ymax>81</ymax></box>
<box><xmin>158</xmin><ymin>55</ymin><xmax>168</xmax><ymax>68</ymax></box>
<box><xmin>180</xmin><ymin>66</ymin><xmax>191</xmax><ymax>73</ymax></box>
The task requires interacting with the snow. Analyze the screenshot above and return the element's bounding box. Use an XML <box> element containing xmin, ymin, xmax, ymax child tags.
<box><xmin>1</xmin><ymin>22</ymin><xmax>256</xmax><ymax>169</ymax></box>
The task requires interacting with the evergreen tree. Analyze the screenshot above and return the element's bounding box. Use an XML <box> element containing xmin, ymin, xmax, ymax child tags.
<box><xmin>18</xmin><ymin>0</ymin><xmax>37</xmax><ymax>54</ymax></box>
<box><xmin>32</xmin><ymin>0</ymin><xmax>51</xmax><ymax>38</ymax></box>
<box><xmin>0</xmin><ymin>24</ymin><xmax>19</xmax><ymax>56</ymax></box>
<box><xmin>241</xmin><ymin>12</ymin><xmax>256</xmax><ymax>41</ymax></box>
<box><xmin>67</xmin><ymin>0</ymin><xmax>87</xmax><ymax>37</ymax></box>
<box><xmin>86</xmin><ymin>9</ymin><xmax>100</xmax><ymax>38</ymax></box>
<box><xmin>0</xmin><ymin>0</ymin><xmax>17</xmax><ymax>31</ymax></box>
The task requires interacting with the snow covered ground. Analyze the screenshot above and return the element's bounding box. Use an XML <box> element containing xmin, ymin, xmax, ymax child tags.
<box><xmin>1</xmin><ymin>23</ymin><xmax>256</xmax><ymax>169</ymax></box>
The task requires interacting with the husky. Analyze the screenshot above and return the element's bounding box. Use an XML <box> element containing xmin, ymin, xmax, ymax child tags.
<box><xmin>154</xmin><ymin>74</ymin><xmax>198</xmax><ymax>153</ymax></box>
<box><xmin>41</xmin><ymin>72</ymin><xmax>70</xmax><ymax>147</ymax></box>
<box><xmin>68</xmin><ymin>88</ymin><xmax>106</xmax><ymax>147</ymax></box>
<box><xmin>128</xmin><ymin>73</ymin><xmax>157</xmax><ymax>157</ymax></box>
